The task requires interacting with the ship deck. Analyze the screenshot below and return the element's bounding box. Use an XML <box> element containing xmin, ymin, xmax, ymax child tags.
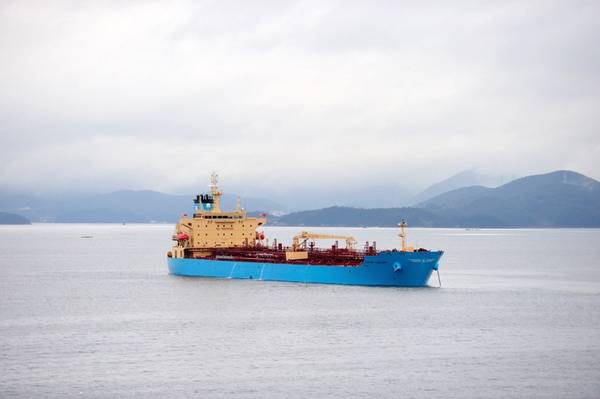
<box><xmin>184</xmin><ymin>246</ymin><xmax>373</xmax><ymax>266</ymax></box>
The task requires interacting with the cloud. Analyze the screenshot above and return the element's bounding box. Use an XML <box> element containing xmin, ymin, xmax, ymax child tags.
<box><xmin>1</xmin><ymin>0</ymin><xmax>599</xmax><ymax>194</ymax></box>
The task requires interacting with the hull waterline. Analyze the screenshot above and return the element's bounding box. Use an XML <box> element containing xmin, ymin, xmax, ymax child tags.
<box><xmin>168</xmin><ymin>250</ymin><xmax>443</xmax><ymax>287</ymax></box>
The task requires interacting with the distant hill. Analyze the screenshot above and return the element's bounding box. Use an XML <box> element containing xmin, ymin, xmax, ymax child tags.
<box><xmin>268</xmin><ymin>205</ymin><xmax>506</xmax><ymax>228</ymax></box>
<box><xmin>0</xmin><ymin>190</ymin><xmax>284</xmax><ymax>223</ymax></box>
<box><xmin>0</xmin><ymin>212</ymin><xmax>31</xmax><ymax>225</ymax></box>
<box><xmin>2</xmin><ymin>170</ymin><xmax>598</xmax><ymax>226</ymax></box>
<box><xmin>417</xmin><ymin>186</ymin><xmax>494</xmax><ymax>209</ymax></box>
<box><xmin>52</xmin><ymin>191</ymin><xmax>186</xmax><ymax>223</ymax></box>
<box><xmin>410</xmin><ymin>169</ymin><xmax>510</xmax><ymax>204</ymax></box>
<box><xmin>270</xmin><ymin>206</ymin><xmax>451</xmax><ymax>227</ymax></box>
<box><xmin>269</xmin><ymin>170</ymin><xmax>600</xmax><ymax>227</ymax></box>
<box><xmin>419</xmin><ymin>170</ymin><xmax>600</xmax><ymax>227</ymax></box>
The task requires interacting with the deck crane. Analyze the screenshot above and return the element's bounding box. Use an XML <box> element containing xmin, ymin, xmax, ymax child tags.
<box><xmin>291</xmin><ymin>231</ymin><xmax>357</xmax><ymax>251</ymax></box>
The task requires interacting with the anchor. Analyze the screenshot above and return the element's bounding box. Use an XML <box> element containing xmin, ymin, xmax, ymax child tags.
<box><xmin>433</xmin><ymin>263</ymin><xmax>442</xmax><ymax>287</ymax></box>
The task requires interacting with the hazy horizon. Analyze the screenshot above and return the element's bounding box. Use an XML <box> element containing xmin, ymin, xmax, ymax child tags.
<box><xmin>1</xmin><ymin>1</ymin><xmax>599</xmax><ymax>195</ymax></box>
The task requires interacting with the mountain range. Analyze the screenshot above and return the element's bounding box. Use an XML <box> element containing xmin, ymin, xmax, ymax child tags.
<box><xmin>408</xmin><ymin>169</ymin><xmax>513</xmax><ymax>205</ymax></box>
<box><xmin>418</xmin><ymin>170</ymin><xmax>600</xmax><ymax>227</ymax></box>
<box><xmin>0</xmin><ymin>170</ymin><xmax>598</xmax><ymax>227</ymax></box>
<box><xmin>269</xmin><ymin>171</ymin><xmax>600</xmax><ymax>227</ymax></box>
<box><xmin>0</xmin><ymin>212</ymin><xmax>30</xmax><ymax>225</ymax></box>
<box><xmin>0</xmin><ymin>190</ymin><xmax>284</xmax><ymax>223</ymax></box>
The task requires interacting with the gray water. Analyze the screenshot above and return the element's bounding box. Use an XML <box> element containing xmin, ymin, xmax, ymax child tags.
<box><xmin>1</xmin><ymin>224</ymin><xmax>599</xmax><ymax>398</ymax></box>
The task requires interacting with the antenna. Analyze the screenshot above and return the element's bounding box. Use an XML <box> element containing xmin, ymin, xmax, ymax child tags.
<box><xmin>208</xmin><ymin>172</ymin><xmax>222</xmax><ymax>212</ymax></box>
<box><xmin>210</xmin><ymin>172</ymin><xmax>219</xmax><ymax>193</ymax></box>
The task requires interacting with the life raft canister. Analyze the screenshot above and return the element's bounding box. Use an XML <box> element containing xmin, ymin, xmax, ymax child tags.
<box><xmin>176</xmin><ymin>233</ymin><xmax>189</xmax><ymax>241</ymax></box>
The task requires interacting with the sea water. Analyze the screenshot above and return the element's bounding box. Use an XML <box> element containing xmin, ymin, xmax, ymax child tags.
<box><xmin>1</xmin><ymin>224</ymin><xmax>599</xmax><ymax>398</ymax></box>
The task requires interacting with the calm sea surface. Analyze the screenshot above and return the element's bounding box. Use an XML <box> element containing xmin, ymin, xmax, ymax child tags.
<box><xmin>1</xmin><ymin>224</ymin><xmax>599</xmax><ymax>398</ymax></box>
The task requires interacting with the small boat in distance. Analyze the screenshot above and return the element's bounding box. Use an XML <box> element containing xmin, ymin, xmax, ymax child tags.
<box><xmin>167</xmin><ymin>174</ymin><xmax>443</xmax><ymax>287</ymax></box>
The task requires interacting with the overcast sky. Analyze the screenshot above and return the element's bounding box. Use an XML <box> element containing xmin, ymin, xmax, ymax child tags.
<box><xmin>1</xmin><ymin>0</ymin><xmax>599</xmax><ymax>195</ymax></box>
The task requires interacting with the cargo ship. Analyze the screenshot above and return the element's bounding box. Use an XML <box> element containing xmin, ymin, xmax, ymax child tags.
<box><xmin>167</xmin><ymin>174</ymin><xmax>443</xmax><ymax>287</ymax></box>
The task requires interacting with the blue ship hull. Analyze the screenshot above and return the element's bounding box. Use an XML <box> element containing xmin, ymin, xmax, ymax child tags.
<box><xmin>168</xmin><ymin>250</ymin><xmax>443</xmax><ymax>287</ymax></box>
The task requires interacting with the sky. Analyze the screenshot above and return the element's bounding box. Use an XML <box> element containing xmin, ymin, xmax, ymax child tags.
<box><xmin>1</xmin><ymin>0</ymin><xmax>599</xmax><ymax>197</ymax></box>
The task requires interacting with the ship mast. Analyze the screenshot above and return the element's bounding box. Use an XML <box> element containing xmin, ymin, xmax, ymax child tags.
<box><xmin>399</xmin><ymin>219</ymin><xmax>408</xmax><ymax>251</ymax></box>
<box><xmin>210</xmin><ymin>172</ymin><xmax>222</xmax><ymax>212</ymax></box>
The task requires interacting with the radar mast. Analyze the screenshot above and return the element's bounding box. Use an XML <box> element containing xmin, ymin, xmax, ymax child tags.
<box><xmin>210</xmin><ymin>172</ymin><xmax>222</xmax><ymax>212</ymax></box>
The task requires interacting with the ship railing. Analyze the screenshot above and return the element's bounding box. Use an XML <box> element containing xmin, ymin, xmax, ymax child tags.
<box><xmin>185</xmin><ymin>245</ymin><xmax>378</xmax><ymax>258</ymax></box>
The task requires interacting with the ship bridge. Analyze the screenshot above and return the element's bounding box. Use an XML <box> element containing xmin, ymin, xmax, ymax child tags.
<box><xmin>171</xmin><ymin>174</ymin><xmax>266</xmax><ymax>257</ymax></box>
